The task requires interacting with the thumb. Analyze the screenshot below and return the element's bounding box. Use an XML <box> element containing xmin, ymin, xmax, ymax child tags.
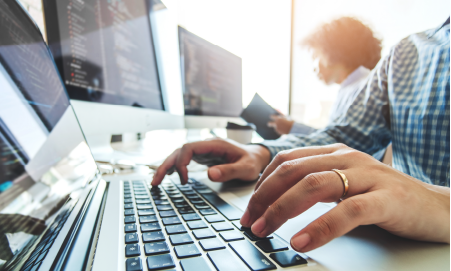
<box><xmin>208</xmin><ymin>162</ymin><xmax>257</xmax><ymax>183</ymax></box>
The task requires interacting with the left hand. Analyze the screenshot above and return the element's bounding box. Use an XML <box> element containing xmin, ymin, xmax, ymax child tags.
<box><xmin>240</xmin><ymin>143</ymin><xmax>450</xmax><ymax>252</ymax></box>
<box><xmin>267</xmin><ymin>114</ymin><xmax>294</xmax><ymax>135</ymax></box>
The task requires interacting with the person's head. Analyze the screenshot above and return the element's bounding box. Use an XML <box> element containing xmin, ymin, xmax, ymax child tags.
<box><xmin>301</xmin><ymin>17</ymin><xmax>382</xmax><ymax>85</ymax></box>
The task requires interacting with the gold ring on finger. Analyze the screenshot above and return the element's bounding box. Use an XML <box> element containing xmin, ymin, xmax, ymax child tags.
<box><xmin>332</xmin><ymin>169</ymin><xmax>349</xmax><ymax>198</ymax></box>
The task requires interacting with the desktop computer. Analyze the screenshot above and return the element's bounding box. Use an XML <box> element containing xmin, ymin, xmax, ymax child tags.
<box><xmin>178</xmin><ymin>26</ymin><xmax>246</xmax><ymax>129</ymax></box>
<box><xmin>42</xmin><ymin>0</ymin><xmax>184</xmax><ymax>159</ymax></box>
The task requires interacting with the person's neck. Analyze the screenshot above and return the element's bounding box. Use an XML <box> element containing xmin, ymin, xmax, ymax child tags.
<box><xmin>336</xmin><ymin>67</ymin><xmax>355</xmax><ymax>84</ymax></box>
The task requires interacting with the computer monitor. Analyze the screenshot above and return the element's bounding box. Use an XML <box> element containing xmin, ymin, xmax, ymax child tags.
<box><xmin>178</xmin><ymin>26</ymin><xmax>245</xmax><ymax>128</ymax></box>
<box><xmin>42</xmin><ymin>0</ymin><xmax>184</xmax><ymax>157</ymax></box>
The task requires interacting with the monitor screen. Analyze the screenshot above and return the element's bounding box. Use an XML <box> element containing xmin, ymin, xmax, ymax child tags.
<box><xmin>0</xmin><ymin>0</ymin><xmax>97</xmax><ymax>268</ymax></box>
<box><xmin>178</xmin><ymin>27</ymin><xmax>242</xmax><ymax>117</ymax></box>
<box><xmin>44</xmin><ymin>0</ymin><xmax>164</xmax><ymax>110</ymax></box>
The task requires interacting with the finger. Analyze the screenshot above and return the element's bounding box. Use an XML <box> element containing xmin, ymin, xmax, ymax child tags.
<box><xmin>255</xmin><ymin>144</ymin><xmax>347</xmax><ymax>192</ymax></box>
<box><xmin>207</xmin><ymin>160</ymin><xmax>257</xmax><ymax>183</ymax></box>
<box><xmin>250</xmin><ymin>171</ymin><xmax>347</xmax><ymax>237</ymax></box>
<box><xmin>290</xmin><ymin>192</ymin><xmax>384</xmax><ymax>252</ymax></box>
<box><xmin>267</xmin><ymin>121</ymin><xmax>276</xmax><ymax>128</ymax></box>
<box><xmin>173</xmin><ymin>140</ymin><xmax>234</xmax><ymax>184</ymax></box>
<box><xmin>269</xmin><ymin>115</ymin><xmax>279</xmax><ymax>121</ymax></box>
<box><xmin>242</xmin><ymin>151</ymin><xmax>371</xmax><ymax>227</ymax></box>
<box><xmin>152</xmin><ymin>149</ymin><xmax>181</xmax><ymax>186</ymax></box>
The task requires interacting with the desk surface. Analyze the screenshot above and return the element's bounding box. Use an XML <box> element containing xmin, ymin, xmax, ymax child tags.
<box><xmin>102</xmin><ymin>129</ymin><xmax>450</xmax><ymax>271</ymax></box>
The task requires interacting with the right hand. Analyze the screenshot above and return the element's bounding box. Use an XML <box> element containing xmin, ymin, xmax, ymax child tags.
<box><xmin>151</xmin><ymin>138</ymin><xmax>271</xmax><ymax>186</ymax></box>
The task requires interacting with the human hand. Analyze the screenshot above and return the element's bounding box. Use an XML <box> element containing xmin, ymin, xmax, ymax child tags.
<box><xmin>151</xmin><ymin>138</ymin><xmax>271</xmax><ymax>185</ymax></box>
<box><xmin>0</xmin><ymin>214</ymin><xmax>46</xmax><ymax>261</ymax></box>
<box><xmin>267</xmin><ymin>114</ymin><xmax>294</xmax><ymax>135</ymax></box>
<box><xmin>240</xmin><ymin>143</ymin><xmax>450</xmax><ymax>253</ymax></box>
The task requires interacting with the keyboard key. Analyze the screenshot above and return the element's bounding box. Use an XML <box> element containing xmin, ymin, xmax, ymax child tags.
<box><xmin>138</xmin><ymin>209</ymin><xmax>156</xmax><ymax>216</ymax></box>
<box><xmin>199</xmin><ymin>238</ymin><xmax>226</xmax><ymax>251</ymax></box>
<box><xmin>134</xmin><ymin>191</ymin><xmax>148</xmax><ymax>195</ymax></box>
<box><xmin>159</xmin><ymin>210</ymin><xmax>177</xmax><ymax>217</ymax></box>
<box><xmin>269</xmin><ymin>250</ymin><xmax>307</xmax><ymax>267</ymax></box>
<box><xmin>141</xmin><ymin>223</ymin><xmax>161</xmax><ymax>232</ymax></box>
<box><xmin>125</xmin><ymin>216</ymin><xmax>136</xmax><ymax>224</ymax></box>
<box><xmin>125</xmin><ymin>209</ymin><xmax>135</xmax><ymax>216</ymax></box>
<box><xmin>125</xmin><ymin>224</ymin><xmax>137</xmax><ymax>233</ymax></box>
<box><xmin>135</xmin><ymin>195</ymin><xmax>151</xmax><ymax>200</ymax></box>
<box><xmin>192</xmin><ymin>229</ymin><xmax>216</xmax><ymax>239</ymax></box>
<box><xmin>166</xmin><ymin>225</ymin><xmax>187</xmax><ymax>235</ymax></box>
<box><xmin>169</xmin><ymin>233</ymin><xmax>193</xmax><ymax>245</ymax></box>
<box><xmin>190</xmin><ymin>199</ymin><xmax>205</xmax><ymax>204</ymax></box>
<box><xmin>174</xmin><ymin>203</ymin><xmax>190</xmax><ymax>208</ymax></box>
<box><xmin>174</xmin><ymin>244</ymin><xmax>201</xmax><ymax>259</ymax></box>
<box><xmin>243</xmin><ymin>229</ymin><xmax>273</xmax><ymax>241</ymax></box>
<box><xmin>156</xmin><ymin>205</ymin><xmax>173</xmax><ymax>211</ymax></box>
<box><xmin>196</xmin><ymin>188</ymin><xmax>214</xmax><ymax>194</ymax></box>
<box><xmin>124</xmin><ymin>198</ymin><xmax>133</xmax><ymax>204</ymax></box>
<box><xmin>142</xmin><ymin>231</ymin><xmax>166</xmax><ymax>243</ymax></box>
<box><xmin>124</xmin><ymin>194</ymin><xmax>132</xmax><ymax>199</ymax></box>
<box><xmin>255</xmin><ymin>239</ymin><xmax>288</xmax><ymax>253</ymax></box>
<box><xmin>188</xmin><ymin>196</ymin><xmax>202</xmax><ymax>202</ymax></box>
<box><xmin>153</xmin><ymin>199</ymin><xmax>169</xmax><ymax>205</ymax></box>
<box><xmin>169</xmin><ymin>194</ymin><xmax>184</xmax><ymax>199</ymax></box>
<box><xmin>126</xmin><ymin>257</ymin><xmax>143</xmax><ymax>271</ymax></box>
<box><xmin>137</xmin><ymin>204</ymin><xmax>153</xmax><ymax>210</ymax></box>
<box><xmin>205</xmin><ymin>215</ymin><xmax>225</xmax><ymax>223</ymax></box>
<box><xmin>162</xmin><ymin>217</ymin><xmax>182</xmax><ymax>225</ymax></box>
<box><xmin>140</xmin><ymin>215</ymin><xmax>158</xmax><ymax>223</ymax></box>
<box><xmin>125</xmin><ymin>233</ymin><xmax>139</xmax><ymax>244</ymax></box>
<box><xmin>199</xmin><ymin>209</ymin><xmax>217</xmax><ymax>216</ymax></box>
<box><xmin>194</xmin><ymin>204</ymin><xmax>211</xmax><ymax>209</ymax></box>
<box><xmin>229</xmin><ymin>240</ymin><xmax>276</xmax><ymax>271</ymax></box>
<box><xmin>182</xmin><ymin>213</ymin><xmax>201</xmax><ymax>221</ymax></box>
<box><xmin>144</xmin><ymin>241</ymin><xmax>170</xmax><ymax>255</ymax></box>
<box><xmin>207</xmin><ymin>249</ymin><xmax>247</xmax><ymax>271</ymax></box>
<box><xmin>219</xmin><ymin>231</ymin><xmax>244</xmax><ymax>242</ymax></box>
<box><xmin>171</xmin><ymin>199</ymin><xmax>186</xmax><ymax>203</ymax></box>
<box><xmin>232</xmin><ymin>221</ymin><xmax>246</xmax><ymax>231</ymax></box>
<box><xmin>187</xmin><ymin>220</ymin><xmax>208</xmax><ymax>230</ymax></box>
<box><xmin>212</xmin><ymin>222</ymin><xmax>233</xmax><ymax>232</ymax></box>
<box><xmin>124</xmin><ymin>203</ymin><xmax>134</xmax><ymax>209</ymax></box>
<box><xmin>178</xmin><ymin>207</ymin><xmax>195</xmax><ymax>214</ymax></box>
<box><xmin>146</xmin><ymin>254</ymin><xmax>176</xmax><ymax>270</ymax></box>
<box><xmin>202</xmin><ymin>194</ymin><xmax>243</xmax><ymax>221</ymax></box>
<box><xmin>180</xmin><ymin>257</ymin><xmax>211</xmax><ymax>271</ymax></box>
<box><xmin>135</xmin><ymin>199</ymin><xmax>151</xmax><ymax>204</ymax></box>
<box><xmin>125</xmin><ymin>243</ymin><xmax>141</xmax><ymax>257</ymax></box>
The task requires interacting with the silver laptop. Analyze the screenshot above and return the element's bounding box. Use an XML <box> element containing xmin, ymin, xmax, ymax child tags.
<box><xmin>0</xmin><ymin>1</ymin><xmax>309</xmax><ymax>270</ymax></box>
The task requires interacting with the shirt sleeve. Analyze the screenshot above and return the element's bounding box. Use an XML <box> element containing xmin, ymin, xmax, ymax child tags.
<box><xmin>289</xmin><ymin>122</ymin><xmax>317</xmax><ymax>135</ymax></box>
<box><xmin>262</xmin><ymin>54</ymin><xmax>393</xmax><ymax>159</ymax></box>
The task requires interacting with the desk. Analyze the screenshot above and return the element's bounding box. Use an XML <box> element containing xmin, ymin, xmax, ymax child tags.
<box><xmin>103</xmin><ymin>129</ymin><xmax>450</xmax><ymax>271</ymax></box>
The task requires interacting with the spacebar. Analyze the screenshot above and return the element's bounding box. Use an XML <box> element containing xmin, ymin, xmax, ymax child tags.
<box><xmin>201</xmin><ymin>194</ymin><xmax>243</xmax><ymax>221</ymax></box>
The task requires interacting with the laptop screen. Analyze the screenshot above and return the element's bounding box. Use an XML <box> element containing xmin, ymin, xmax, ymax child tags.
<box><xmin>0</xmin><ymin>0</ymin><xmax>98</xmax><ymax>267</ymax></box>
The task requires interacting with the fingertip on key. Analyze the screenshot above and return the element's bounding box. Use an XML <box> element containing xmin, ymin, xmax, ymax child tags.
<box><xmin>291</xmin><ymin>233</ymin><xmax>311</xmax><ymax>252</ymax></box>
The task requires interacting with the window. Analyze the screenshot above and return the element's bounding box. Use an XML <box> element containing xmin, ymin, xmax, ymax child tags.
<box><xmin>291</xmin><ymin>0</ymin><xmax>450</xmax><ymax>128</ymax></box>
<box><xmin>168</xmin><ymin>0</ymin><xmax>292</xmax><ymax>113</ymax></box>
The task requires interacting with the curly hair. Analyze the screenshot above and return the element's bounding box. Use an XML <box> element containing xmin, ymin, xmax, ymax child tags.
<box><xmin>301</xmin><ymin>17</ymin><xmax>382</xmax><ymax>71</ymax></box>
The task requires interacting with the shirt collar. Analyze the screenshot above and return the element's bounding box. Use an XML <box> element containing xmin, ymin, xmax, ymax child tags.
<box><xmin>427</xmin><ymin>17</ymin><xmax>450</xmax><ymax>39</ymax></box>
<box><xmin>340</xmin><ymin>66</ymin><xmax>371</xmax><ymax>88</ymax></box>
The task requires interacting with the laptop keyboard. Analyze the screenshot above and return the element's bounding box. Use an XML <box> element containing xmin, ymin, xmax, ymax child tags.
<box><xmin>19</xmin><ymin>201</ymin><xmax>76</xmax><ymax>271</ymax></box>
<box><xmin>123</xmin><ymin>179</ymin><xmax>308</xmax><ymax>271</ymax></box>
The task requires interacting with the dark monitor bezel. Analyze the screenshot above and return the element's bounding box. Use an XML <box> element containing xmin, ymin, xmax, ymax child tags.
<box><xmin>42</xmin><ymin>0</ymin><xmax>165</xmax><ymax>111</ymax></box>
<box><xmin>178</xmin><ymin>26</ymin><xmax>243</xmax><ymax>117</ymax></box>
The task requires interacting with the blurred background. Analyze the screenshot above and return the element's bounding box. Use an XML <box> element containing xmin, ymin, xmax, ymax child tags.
<box><xmin>20</xmin><ymin>0</ymin><xmax>450</xmax><ymax>129</ymax></box>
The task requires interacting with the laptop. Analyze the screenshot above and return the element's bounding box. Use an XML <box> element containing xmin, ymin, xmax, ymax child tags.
<box><xmin>0</xmin><ymin>1</ymin><xmax>309</xmax><ymax>270</ymax></box>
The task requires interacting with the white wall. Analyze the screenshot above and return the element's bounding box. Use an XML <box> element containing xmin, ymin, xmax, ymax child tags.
<box><xmin>291</xmin><ymin>0</ymin><xmax>450</xmax><ymax>128</ymax></box>
<box><xmin>164</xmin><ymin>0</ymin><xmax>292</xmax><ymax>114</ymax></box>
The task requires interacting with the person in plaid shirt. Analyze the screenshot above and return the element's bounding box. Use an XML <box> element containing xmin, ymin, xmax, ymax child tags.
<box><xmin>152</xmin><ymin>18</ymin><xmax>450</xmax><ymax>252</ymax></box>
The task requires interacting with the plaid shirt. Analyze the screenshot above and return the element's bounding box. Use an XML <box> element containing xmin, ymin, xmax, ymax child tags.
<box><xmin>262</xmin><ymin>19</ymin><xmax>450</xmax><ymax>187</ymax></box>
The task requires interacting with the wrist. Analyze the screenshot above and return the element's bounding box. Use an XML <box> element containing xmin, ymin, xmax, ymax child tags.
<box><xmin>245</xmin><ymin>144</ymin><xmax>271</xmax><ymax>172</ymax></box>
